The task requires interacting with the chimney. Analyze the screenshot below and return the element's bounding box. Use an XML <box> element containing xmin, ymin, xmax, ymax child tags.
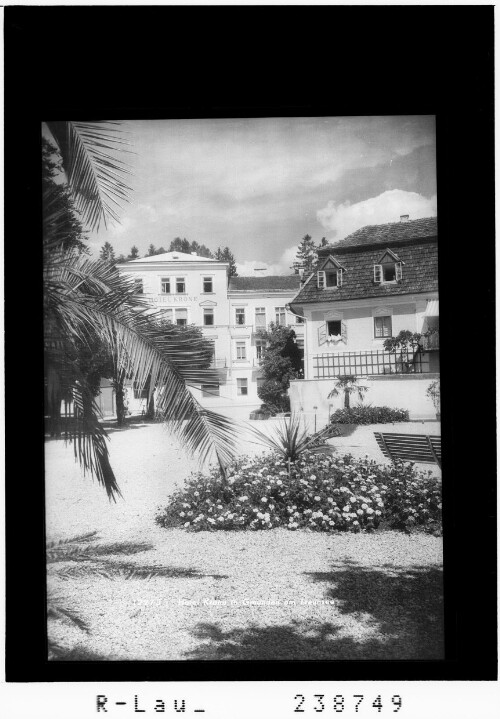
<box><xmin>400</xmin><ymin>214</ymin><xmax>409</xmax><ymax>222</ymax></box>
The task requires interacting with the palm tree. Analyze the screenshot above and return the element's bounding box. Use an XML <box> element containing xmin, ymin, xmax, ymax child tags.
<box><xmin>327</xmin><ymin>375</ymin><xmax>369</xmax><ymax>409</ymax></box>
<box><xmin>44</xmin><ymin>121</ymin><xmax>239</xmax><ymax>499</ymax></box>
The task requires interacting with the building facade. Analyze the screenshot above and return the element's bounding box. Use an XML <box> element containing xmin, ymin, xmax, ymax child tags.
<box><xmin>288</xmin><ymin>216</ymin><xmax>439</xmax><ymax>421</ymax></box>
<box><xmin>112</xmin><ymin>252</ymin><xmax>303</xmax><ymax>416</ymax></box>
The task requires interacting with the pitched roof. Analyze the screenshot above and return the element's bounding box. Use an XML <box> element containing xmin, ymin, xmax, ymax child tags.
<box><xmin>291</xmin><ymin>240</ymin><xmax>438</xmax><ymax>305</ymax></box>
<box><xmin>228</xmin><ymin>275</ymin><xmax>301</xmax><ymax>292</ymax></box>
<box><xmin>127</xmin><ymin>251</ymin><xmax>218</xmax><ymax>263</ymax></box>
<box><xmin>323</xmin><ymin>216</ymin><xmax>437</xmax><ymax>251</ymax></box>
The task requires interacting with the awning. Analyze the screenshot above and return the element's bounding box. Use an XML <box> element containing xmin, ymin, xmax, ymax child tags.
<box><xmin>424</xmin><ymin>300</ymin><xmax>439</xmax><ymax>317</ymax></box>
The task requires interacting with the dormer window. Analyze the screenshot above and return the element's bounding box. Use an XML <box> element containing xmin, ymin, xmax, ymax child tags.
<box><xmin>317</xmin><ymin>256</ymin><xmax>345</xmax><ymax>289</ymax></box>
<box><xmin>373</xmin><ymin>250</ymin><xmax>403</xmax><ymax>284</ymax></box>
<box><xmin>317</xmin><ymin>269</ymin><xmax>343</xmax><ymax>288</ymax></box>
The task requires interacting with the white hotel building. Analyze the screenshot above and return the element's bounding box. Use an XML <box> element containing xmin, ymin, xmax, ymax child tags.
<box><xmin>110</xmin><ymin>251</ymin><xmax>304</xmax><ymax>417</ymax></box>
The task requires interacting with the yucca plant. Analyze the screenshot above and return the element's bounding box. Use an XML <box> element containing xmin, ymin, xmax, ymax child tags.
<box><xmin>43</xmin><ymin>121</ymin><xmax>240</xmax><ymax>498</ymax></box>
<box><xmin>249</xmin><ymin>413</ymin><xmax>328</xmax><ymax>463</ymax></box>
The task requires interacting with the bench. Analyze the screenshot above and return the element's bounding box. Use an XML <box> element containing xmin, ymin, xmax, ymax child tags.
<box><xmin>374</xmin><ymin>432</ymin><xmax>441</xmax><ymax>467</ymax></box>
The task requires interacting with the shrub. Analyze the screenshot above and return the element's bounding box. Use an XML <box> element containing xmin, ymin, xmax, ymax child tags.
<box><xmin>329</xmin><ymin>406</ymin><xmax>409</xmax><ymax>425</ymax></box>
<box><xmin>155</xmin><ymin>451</ymin><xmax>441</xmax><ymax>534</ymax></box>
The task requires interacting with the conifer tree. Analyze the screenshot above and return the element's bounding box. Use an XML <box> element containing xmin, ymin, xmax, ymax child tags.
<box><xmin>294</xmin><ymin>234</ymin><xmax>318</xmax><ymax>275</ymax></box>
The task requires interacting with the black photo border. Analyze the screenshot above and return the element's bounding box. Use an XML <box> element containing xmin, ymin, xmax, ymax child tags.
<box><xmin>4</xmin><ymin>5</ymin><xmax>496</xmax><ymax>683</ymax></box>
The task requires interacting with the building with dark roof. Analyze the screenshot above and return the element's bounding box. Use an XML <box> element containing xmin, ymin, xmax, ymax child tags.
<box><xmin>229</xmin><ymin>275</ymin><xmax>302</xmax><ymax>292</ymax></box>
<box><xmin>289</xmin><ymin>215</ymin><xmax>439</xmax><ymax>382</ymax></box>
<box><xmin>114</xmin><ymin>251</ymin><xmax>304</xmax><ymax>413</ymax></box>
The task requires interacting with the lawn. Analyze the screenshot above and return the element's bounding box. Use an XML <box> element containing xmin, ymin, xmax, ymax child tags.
<box><xmin>45</xmin><ymin>421</ymin><xmax>444</xmax><ymax>661</ymax></box>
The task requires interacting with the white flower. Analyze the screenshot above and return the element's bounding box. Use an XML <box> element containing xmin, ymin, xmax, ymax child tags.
<box><xmin>366</xmin><ymin>508</ymin><xmax>374</xmax><ymax>514</ymax></box>
<box><xmin>361</xmin><ymin>503</ymin><xmax>368</xmax><ymax>509</ymax></box>
<box><xmin>329</xmin><ymin>520</ymin><xmax>335</xmax><ymax>526</ymax></box>
<box><xmin>182</xmin><ymin>503</ymin><xmax>190</xmax><ymax>508</ymax></box>
<box><xmin>184</xmin><ymin>522</ymin><xmax>190</xmax><ymax>527</ymax></box>
<box><xmin>353</xmin><ymin>520</ymin><xmax>359</xmax><ymax>526</ymax></box>
<box><xmin>327</xmin><ymin>497</ymin><xmax>334</xmax><ymax>503</ymax></box>
<box><xmin>217</xmin><ymin>516</ymin><xmax>224</xmax><ymax>522</ymax></box>
<box><xmin>194</xmin><ymin>491</ymin><xmax>200</xmax><ymax>496</ymax></box>
<box><xmin>276</xmin><ymin>479</ymin><xmax>283</xmax><ymax>486</ymax></box>
<box><xmin>217</xmin><ymin>504</ymin><xmax>223</xmax><ymax>510</ymax></box>
<box><xmin>314</xmin><ymin>496</ymin><xmax>321</xmax><ymax>501</ymax></box>
<box><xmin>310</xmin><ymin>474</ymin><xmax>317</xmax><ymax>480</ymax></box>
<box><xmin>375</xmin><ymin>510</ymin><xmax>382</xmax><ymax>516</ymax></box>
<box><xmin>239</xmin><ymin>496</ymin><xmax>249</xmax><ymax>501</ymax></box>
<box><xmin>261</xmin><ymin>497</ymin><xmax>268</xmax><ymax>503</ymax></box>
<box><xmin>208</xmin><ymin>518</ymin><xmax>215</xmax><ymax>524</ymax></box>
<box><xmin>357</xmin><ymin>509</ymin><xmax>364</xmax><ymax>515</ymax></box>
<box><xmin>342</xmin><ymin>505</ymin><xmax>350</xmax><ymax>512</ymax></box>
<box><xmin>179</xmin><ymin>511</ymin><xmax>185</xmax><ymax>517</ymax></box>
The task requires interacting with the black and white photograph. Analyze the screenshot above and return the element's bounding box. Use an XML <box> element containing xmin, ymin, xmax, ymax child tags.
<box><xmin>4</xmin><ymin>7</ymin><xmax>497</xmax><ymax>711</ymax></box>
<box><xmin>43</xmin><ymin>115</ymin><xmax>444</xmax><ymax>662</ymax></box>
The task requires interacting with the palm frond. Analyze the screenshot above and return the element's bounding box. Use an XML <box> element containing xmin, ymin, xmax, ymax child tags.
<box><xmin>45</xmin><ymin>250</ymin><xmax>241</xmax><ymax>496</ymax></box>
<box><xmin>46</xmin><ymin>120</ymin><xmax>133</xmax><ymax>231</ymax></box>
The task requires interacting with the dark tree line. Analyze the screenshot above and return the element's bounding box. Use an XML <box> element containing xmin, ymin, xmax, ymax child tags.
<box><xmin>100</xmin><ymin>239</ymin><xmax>238</xmax><ymax>276</ymax></box>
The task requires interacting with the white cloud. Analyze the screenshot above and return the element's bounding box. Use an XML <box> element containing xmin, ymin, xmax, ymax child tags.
<box><xmin>317</xmin><ymin>189</ymin><xmax>437</xmax><ymax>240</ymax></box>
<box><xmin>137</xmin><ymin>203</ymin><xmax>159</xmax><ymax>223</ymax></box>
<box><xmin>236</xmin><ymin>245</ymin><xmax>298</xmax><ymax>277</ymax></box>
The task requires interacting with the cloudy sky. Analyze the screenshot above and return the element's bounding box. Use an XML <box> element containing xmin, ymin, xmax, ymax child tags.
<box><xmin>82</xmin><ymin>115</ymin><xmax>436</xmax><ymax>275</ymax></box>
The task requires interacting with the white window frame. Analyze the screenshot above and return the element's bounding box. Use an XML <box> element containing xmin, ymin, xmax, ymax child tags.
<box><xmin>327</xmin><ymin>319</ymin><xmax>342</xmax><ymax>337</ymax></box>
<box><xmin>374</xmin><ymin>315</ymin><xmax>392</xmax><ymax>338</ymax></box>
<box><xmin>202</xmin><ymin>276</ymin><xmax>213</xmax><ymax>293</ymax></box>
<box><xmin>203</xmin><ymin>308</ymin><xmax>215</xmax><ymax>326</ymax></box>
<box><xmin>237</xmin><ymin>378</ymin><xmax>248</xmax><ymax>396</ymax></box>
<box><xmin>134</xmin><ymin>278</ymin><xmax>144</xmax><ymax>294</ymax></box>
<box><xmin>175</xmin><ymin>308</ymin><xmax>188</xmax><ymax>326</ymax></box>
<box><xmin>161</xmin><ymin>277</ymin><xmax>171</xmax><ymax>294</ymax></box>
<box><xmin>275</xmin><ymin>306</ymin><xmax>286</xmax><ymax>324</ymax></box>
<box><xmin>374</xmin><ymin>261</ymin><xmax>402</xmax><ymax>284</ymax></box>
<box><xmin>235</xmin><ymin>341</ymin><xmax>247</xmax><ymax>360</ymax></box>
<box><xmin>235</xmin><ymin>307</ymin><xmax>246</xmax><ymax>325</ymax></box>
<box><xmin>176</xmin><ymin>277</ymin><xmax>186</xmax><ymax>294</ymax></box>
<box><xmin>318</xmin><ymin>268</ymin><xmax>343</xmax><ymax>288</ymax></box>
<box><xmin>255</xmin><ymin>307</ymin><xmax>266</xmax><ymax>328</ymax></box>
<box><xmin>255</xmin><ymin>339</ymin><xmax>265</xmax><ymax>362</ymax></box>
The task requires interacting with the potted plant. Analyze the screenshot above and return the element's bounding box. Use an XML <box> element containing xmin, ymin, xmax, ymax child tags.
<box><xmin>426</xmin><ymin>379</ymin><xmax>441</xmax><ymax>420</ymax></box>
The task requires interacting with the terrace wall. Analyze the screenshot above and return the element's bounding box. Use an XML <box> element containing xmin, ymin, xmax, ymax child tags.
<box><xmin>289</xmin><ymin>373</ymin><xmax>440</xmax><ymax>430</ymax></box>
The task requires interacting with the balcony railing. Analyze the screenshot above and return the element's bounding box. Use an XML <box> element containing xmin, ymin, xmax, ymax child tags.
<box><xmin>312</xmin><ymin>349</ymin><xmax>432</xmax><ymax>379</ymax></box>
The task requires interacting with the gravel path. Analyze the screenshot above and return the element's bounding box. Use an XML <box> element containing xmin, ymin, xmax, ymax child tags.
<box><xmin>46</xmin><ymin>420</ymin><xmax>443</xmax><ymax>661</ymax></box>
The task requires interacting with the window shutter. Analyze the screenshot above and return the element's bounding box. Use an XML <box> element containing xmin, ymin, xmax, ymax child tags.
<box><xmin>373</xmin><ymin>264</ymin><xmax>382</xmax><ymax>283</ymax></box>
<box><xmin>395</xmin><ymin>262</ymin><xmax>403</xmax><ymax>281</ymax></box>
<box><xmin>341</xmin><ymin>320</ymin><xmax>347</xmax><ymax>344</ymax></box>
<box><xmin>317</xmin><ymin>271</ymin><xmax>326</xmax><ymax>289</ymax></box>
<box><xmin>318</xmin><ymin>323</ymin><xmax>327</xmax><ymax>345</ymax></box>
<box><xmin>337</xmin><ymin>269</ymin><xmax>343</xmax><ymax>287</ymax></box>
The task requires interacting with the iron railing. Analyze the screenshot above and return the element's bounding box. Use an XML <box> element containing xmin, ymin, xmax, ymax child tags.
<box><xmin>312</xmin><ymin>350</ymin><xmax>431</xmax><ymax>379</ymax></box>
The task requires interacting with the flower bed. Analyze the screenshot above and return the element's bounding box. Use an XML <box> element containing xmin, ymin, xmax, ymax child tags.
<box><xmin>330</xmin><ymin>406</ymin><xmax>410</xmax><ymax>425</ymax></box>
<box><xmin>155</xmin><ymin>452</ymin><xmax>441</xmax><ymax>535</ymax></box>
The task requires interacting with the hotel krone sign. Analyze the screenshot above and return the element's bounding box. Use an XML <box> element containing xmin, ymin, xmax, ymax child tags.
<box><xmin>147</xmin><ymin>295</ymin><xmax>198</xmax><ymax>304</ymax></box>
